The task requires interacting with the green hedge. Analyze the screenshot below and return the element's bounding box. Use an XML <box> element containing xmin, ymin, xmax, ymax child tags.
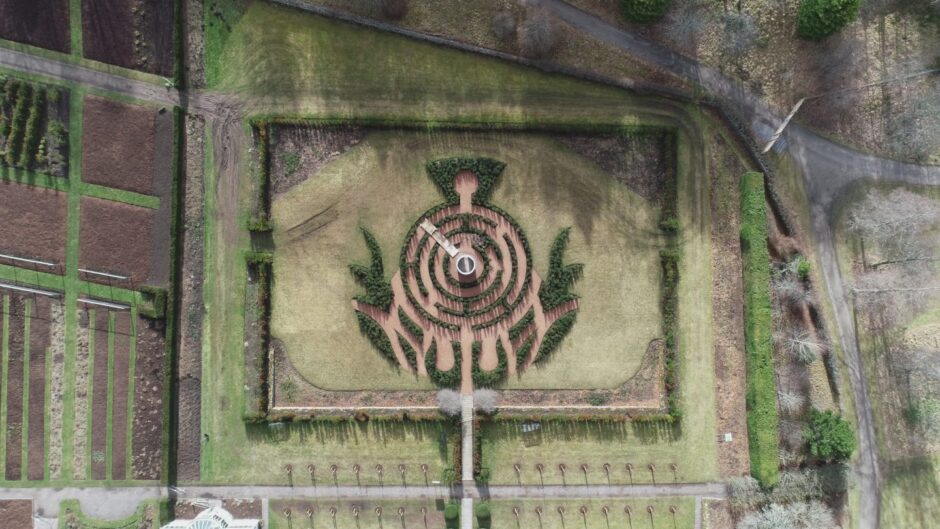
<box><xmin>243</xmin><ymin>258</ymin><xmax>272</xmax><ymax>421</ymax></box>
<box><xmin>538</xmin><ymin>227</ymin><xmax>584</xmax><ymax>311</ymax></box>
<box><xmin>397</xmin><ymin>332</ymin><xmax>418</xmax><ymax>371</ymax></box>
<box><xmin>660</xmin><ymin>248</ymin><xmax>681</xmax><ymax>419</ymax></box>
<box><xmin>3</xmin><ymin>82</ymin><xmax>31</xmax><ymax>167</ymax></box>
<box><xmin>740</xmin><ymin>171</ymin><xmax>780</xmax><ymax>487</ymax></box>
<box><xmin>472</xmin><ymin>340</ymin><xmax>508</xmax><ymax>387</ymax></box>
<box><xmin>619</xmin><ymin>0</ymin><xmax>673</xmax><ymax>23</ymax></box>
<box><xmin>398</xmin><ymin>307</ymin><xmax>424</xmax><ymax>343</ymax></box>
<box><xmin>797</xmin><ymin>0</ymin><xmax>860</xmax><ymax>40</ymax></box>
<box><xmin>426</xmin><ymin>340</ymin><xmax>461</xmax><ymax>387</ymax></box>
<box><xmin>534</xmin><ymin>312</ymin><xmax>577</xmax><ymax>365</ymax></box>
<box><xmin>426</xmin><ymin>156</ymin><xmax>506</xmax><ymax>205</ymax></box>
<box><xmin>806</xmin><ymin>409</ymin><xmax>855</xmax><ymax>461</ymax></box>
<box><xmin>350</xmin><ymin>228</ymin><xmax>393</xmax><ymax>310</ymax></box>
<box><xmin>356</xmin><ymin>312</ymin><xmax>397</xmax><ymax>367</ymax></box>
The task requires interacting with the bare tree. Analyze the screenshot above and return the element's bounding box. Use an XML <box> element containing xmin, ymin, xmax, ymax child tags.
<box><xmin>474</xmin><ymin>388</ymin><xmax>499</xmax><ymax>414</ymax></box>
<box><xmin>778</xmin><ymin>329</ymin><xmax>821</xmax><ymax>364</ymax></box>
<box><xmin>887</xmin><ymin>91</ymin><xmax>940</xmax><ymax>163</ymax></box>
<box><xmin>847</xmin><ymin>188</ymin><xmax>940</xmax><ymax>264</ymax></box>
<box><xmin>492</xmin><ymin>11</ymin><xmax>517</xmax><ymax>43</ymax></box>
<box><xmin>738</xmin><ymin>501</ymin><xmax>836</xmax><ymax>529</ymax></box>
<box><xmin>663</xmin><ymin>0</ymin><xmax>711</xmax><ymax>52</ymax></box>
<box><xmin>721</xmin><ymin>11</ymin><xmax>758</xmax><ymax>60</ymax></box>
<box><xmin>727</xmin><ymin>476</ymin><xmax>764</xmax><ymax>512</ymax></box>
<box><xmin>518</xmin><ymin>9</ymin><xmax>560</xmax><ymax>59</ymax></box>
<box><xmin>437</xmin><ymin>389</ymin><xmax>461</xmax><ymax>416</ymax></box>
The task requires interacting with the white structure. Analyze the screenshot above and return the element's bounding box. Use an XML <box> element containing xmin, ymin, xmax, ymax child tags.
<box><xmin>419</xmin><ymin>219</ymin><xmax>459</xmax><ymax>257</ymax></box>
<box><xmin>456</xmin><ymin>254</ymin><xmax>477</xmax><ymax>276</ymax></box>
<box><xmin>161</xmin><ymin>507</ymin><xmax>260</xmax><ymax>529</ymax></box>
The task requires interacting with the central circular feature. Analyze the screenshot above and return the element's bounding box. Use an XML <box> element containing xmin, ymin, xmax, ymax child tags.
<box><xmin>455</xmin><ymin>253</ymin><xmax>477</xmax><ymax>277</ymax></box>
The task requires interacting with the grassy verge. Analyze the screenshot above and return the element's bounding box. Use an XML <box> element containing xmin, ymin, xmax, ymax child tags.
<box><xmin>68</xmin><ymin>0</ymin><xmax>82</xmax><ymax>57</ymax></box>
<box><xmin>78</xmin><ymin>182</ymin><xmax>160</xmax><ymax>209</ymax></box>
<box><xmin>739</xmin><ymin>171</ymin><xmax>780</xmax><ymax>487</ymax></box>
<box><xmin>268</xmin><ymin>499</ymin><xmax>448</xmax><ymax>529</ymax></box>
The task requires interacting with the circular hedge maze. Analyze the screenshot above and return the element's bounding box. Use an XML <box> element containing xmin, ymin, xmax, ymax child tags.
<box><xmin>351</xmin><ymin>157</ymin><xmax>583</xmax><ymax>389</ymax></box>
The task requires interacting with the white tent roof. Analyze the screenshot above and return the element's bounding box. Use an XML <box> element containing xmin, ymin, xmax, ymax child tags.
<box><xmin>161</xmin><ymin>507</ymin><xmax>260</xmax><ymax>529</ymax></box>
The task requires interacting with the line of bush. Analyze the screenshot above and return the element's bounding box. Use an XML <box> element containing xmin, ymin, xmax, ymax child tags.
<box><xmin>350</xmin><ymin>227</ymin><xmax>393</xmax><ymax>310</ymax></box>
<box><xmin>515</xmin><ymin>334</ymin><xmax>535</xmax><ymax>369</ymax></box>
<box><xmin>797</xmin><ymin>0</ymin><xmax>860</xmax><ymax>40</ymax></box>
<box><xmin>619</xmin><ymin>0</ymin><xmax>673</xmax><ymax>24</ymax></box>
<box><xmin>660</xmin><ymin>248</ymin><xmax>681</xmax><ymax>419</ymax></box>
<box><xmin>534</xmin><ymin>311</ymin><xmax>577</xmax><ymax>365</ymax></box>
<box><xmin>508</xmin><ymin>308</ymin><xmax>535</xmax><ymax>342</ymax></box>
<box><xmin>18</xmin><ymin>88</ymin><xmax>45</xmax><ymax>169</ymax></box>
<box><xmin>538</xmin><ymin>227</ymin><xmax>584</xmax><ymax>311</ymax></box>
<box><xmin>397</xmin><ymin>307</ymin><xmax>423</xmax><ymax>343</ymax></box>
<box><xmin>425</xmin><ymin>340</ymin><xmax>461</xmax><ymax>388</ymax></box>
<box><xmin>356</xmin><ymin>312</ymin><xmax>397</xmax><ymax>368</ymax></box>
<box><xmin>397</xmin><ymin>332</ymin><xmax>418</xmax><ymax>371</ymax></box>
<box><xmin>739</xmin><ymin>171</ymin><xmax>781</xmax><ymax>487</ymax></box>
<box><xmin>472</xmin><ymin>340</ymin><xmax>508</xmax><ymax>387</ymax></box>
<box><xmin>3</xmin><ymin>82</ymin><xmax>32</xmax><ymax>167</ymax></box>
<box><xmin>247</xmin><ymin>121</ymin><xmax>272</xmax><ymax>231</ymax></box>
<box><xmin>243</xmin><ymin>253</ymin><xmax>273</xmax><ymax>421</ymax></box>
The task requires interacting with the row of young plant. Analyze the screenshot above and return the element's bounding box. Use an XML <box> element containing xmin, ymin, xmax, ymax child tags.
<box><xmin>243</xmin><ymin>251</ymin><xmax>273</xmax><ymax>421</ymax></box>
<box><xmin>0</xmin><ymin>78</ymin><xmax>66</xmax><ymax>175</ymax></box>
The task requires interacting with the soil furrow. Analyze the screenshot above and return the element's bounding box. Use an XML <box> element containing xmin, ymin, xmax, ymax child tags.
<box><xmin>111</xmin><ymin>311</ymin><xmax>131</xmax><ymax>480</ymax></box>
<box><xmin>26</xmin><ymin>296</ymin><xmax>49</xmax><ymax>481</ymax></box>
<box><xmin>4</xmin><ymin>295</ymin><xmax>26</xmax><ymax>480</ymax></box>
<box><xmin>90</xmin><ymin>310</ymin><xmax>109</xmax><ymax>480</ymax></box>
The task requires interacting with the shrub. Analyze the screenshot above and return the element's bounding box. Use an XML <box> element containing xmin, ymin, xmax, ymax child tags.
<box><xmin>740</xmin><ymin>171</ymin><xmax>781</xmax><ymax>487</ymax></box>
<box><xmin>4</xmin><ymin>82</ymin><xmax>31</xmax><ymax>167</ymax></box>
<box><xmin>444</xmin><ymin>503</ymin><xmax>459</xmax><ymax>529</ymax></box>
<box><xmin>587</xmin><ymin>392</ymin><xmax>609</xmax><ymax>406</ymax></box>
<box><xmin>795</xmin><ymin>255</ymin><xmax>811</xmax><ymax>281</ymax></box>
<box><xmin>660</xmin><ymin>248</ymin><xmax>681</xmax><ymax>418</ymax></box>
<box><xmin>398</xmin><ymin>307</ymin><xmax>424</xmax><ymax>343</ymax></box>
<box><xmin>738</xmin><ymin>500</ymin><xmax>836</xmax><ymax>529</ymax></box>
<box><xmin>518</xmin><ymin>9</ymin><xmax>560</xmax><ymax>58</ymax></box>
<box><xmin>619</xmin><ymin>0</ymin><xmax>673</xmax><ymax>23</ymax></box>
<box><xmin>437</xmin><ymin>389</ymin><xmax>462</xmax><ymax>416</ymax></box>
<box><xmin>425</xmin><ymin>157</ymin><xmax>506</xmax><ymax>205</ymax></box>
<box><xmin>356</xmin><ymin>312</ymin><xmax>396</xmax><ymax>367</ymax></box>
<box><xmin>475</xmin><ymin>502</ymin><xmax>491</xmax><ymax>528</ymax></box>
<box><xmin>492</xmin><ymin>11</ymin><xmax>517</xmax><ymax>42</ymax></box>
<box><xmin>379</xmin><ymin>0</ymin><xmax>408</xmax><ymax>20</ymax></box>
<box><xmin>797</xmin><ymin>0</ymin><xmax>860</xmax><ymax>40</ymax></box>
<box><xmin>474</xmin><ymin>389</ymin><xmax>499</xmax><ymax>414</ymax></box>
<box><xmin>472</xmin><ymin>340</ymin><xmax>507</xmax><ymax>387</ymax></box>
<box><xmin>805</xmin><ymin>409</ymin><xmax>855</xmax><ymax>461</ymax></box>
<box><xmin>19</xmin><ymin>87</ymin><xmax>45</xmax><ymax>168</ymax></box>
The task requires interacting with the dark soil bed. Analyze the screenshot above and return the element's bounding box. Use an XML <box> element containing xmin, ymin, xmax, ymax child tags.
<box><xmin>554</xmin><ymin>132</ymin><xmax>667</xmax><ymax>204</ymax></box>
<box><xmin>81</xmin><ymin>95</ymin><xmax>170</xmax><ymax>195</ymax></box>
<box><xmin>132</xmin><ymin>316</ymin><xmax>165</xmax><ymax>480</ymax></box>
<box><xmin>0</xmin><ymin>0</ymin><xmax>69</xmax><ymax>53</ymax></box>
<box><xmin>78</xmin><ymin>196</ymin><xmax>157</xmax><ymax>287</ymax></box>
<box><xmin>0</xmin><ymin>500</ymin><xmax>32</xmax><ymax>529</ymax></box>
<box><xmin>270</xmin><ymin>125</ymin><xmax>365</xmax><ymax>195</ymax></box>
<box><xmin>175</xmin><ymin>376</ymin><xmax>201</xmax><ymax>481</ymax></box>
<box><xmin>26</xmin><ymin>296</ymin><xmax>49</xmax><ymax>481</ymax></box>
<box><xmin>82</xmin><ymin>0</ymin><xmax>175</xmax><ymax>75</ymax></box>
<box><xmin>111</xmin><ymin>311</ymin><xmax>131</xmax><ymax>480</ymax></box>
<box><xmin>0</xmin><ymin>181</ymin><xmax>67</xmax><ymax>266</ymax></box>
<box><xmin>91</xmin><ymin>310</ymin><xmax>109</xmax><ymax>480</ymax></box>
<box><xmin>4</xmin><ymin>294</ymin><xmax>26</xmax><ymax>480</ymax></box>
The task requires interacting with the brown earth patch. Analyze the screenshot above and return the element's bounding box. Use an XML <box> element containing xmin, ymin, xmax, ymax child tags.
<box><xmin>91</xmin><ymin>309</ymin><xmax>110</xmax><ymax>480</ymax></box>
<box><xmin>708</xmin><ymin>131</ymin><xmax>751</xmax><ymax>478</ymax></box>
<box><xmin>175</xmin><ymin>114</ymin><xmax>205</xmax><ymax>482</ymax></box>
<box><xmin>81</xmin><ymin>95</ymin><xmax>160</xmax><ymax>195</ymax></box>
<box><xmin>4</xmin><ymin>294</ymin><xmax>26</xmax><ymax>480</ymax></box>
<box><xmin>81</xmin><ymin>0</ymin><xmax>175</xmax><ymax>75</ymax></box>
<box><xmin>78</xmin><ymin>196</ymin><xmax>157</xmax><ymax>287</ymax></box>
<box><xmin>72</xmin><ymin>309</ymin><xmax>91</xmax><ymax>479</ymax></box>
<box><xmin>0</xmin><ymin>181</ymin><xmax>67</xmax><ymax>266</ymax></box>
<box><xmin>0</xmin><ymin>500</ymin><xmax>32</xmax><ymax>529</ymax></box>
<box><xmin>706</xmin><ymin>500</ymin><xmax>734</xmax><ymax>529</ymax></box>
<box><xmin>172</xmin><ymin>499</ymin><xmax>262</xmax><ymax>520</ymax></box>
<box><xmin>554</xmin><ymin>133</ymin><xmax>666</xmax><ymax>203</ymax></box>
<box><xmin>0</xmin><ymin>0</ymin><xmax>69</xmax><ymax>52</ymax></box>
<box><xmin>26</xmin><ymin>296</ymin><xmax>50</xmax><ymax>481</ymax></box>
<box><xmin>111</xmin><ymin>311</ymin><xmax>131</xmax><ymax>480</ymax></box>
<box><xmin>132</xmin><ymin>316</ymin><xmax>165</xmax><ymax>480</ymax></box>
<box><xmin>48</xmin><ymin>299</ymin><xmax>65</xmax><ymax>479</ymax></box>
<box><xmin>270</xmin><ymin>125</ymin><xmax>366</xmax><ymax>195</ymax></box>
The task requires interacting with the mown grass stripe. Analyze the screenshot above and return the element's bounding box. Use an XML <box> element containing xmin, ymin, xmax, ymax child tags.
<box><xmin>68</xmin><ymin>0</ymin><xmax>83</xmax><ymax>57</ymax></box>
<box><xmin>79</xmin><ymin>182</ymin><xmax>160</xmax><ymax>210</ymax></box>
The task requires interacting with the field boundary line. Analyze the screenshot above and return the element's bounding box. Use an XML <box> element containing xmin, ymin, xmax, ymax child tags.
<box><xmin>0</xmin><ymin>295</ymin><xmax>8</xmax><ymax>479</ymax></box>
<box><xmin>126</xmin><ymin>306</ymin><xmax>138</xmax><ymax>480</ymax></box>
<box><xmin>20</xmin><ymin>299</ymin><xmax>30</xmax><ymax>481</ymax></box>
<box><xmin>43</xmin><ymin>335</ymin><xmax>52</xmax><ymax>481</ymax></box>
<box><xmin>79</xmin><ymin>182</ymin><xmax>161</xmax><ymax>210</ymax></box>
<box><xmin>84</xmin><ymin>308</ymin><xmax>95</xmax><ymax>481</ymax></box>
<box><xmin>106</xmin><ymin>311</ymin><xmax>115</xmax><ymax>480</ymax></box>
<box><xmin>68</xmin><ymin>0</ymin><xmax>83</xmax><ymax>58</ymax></box>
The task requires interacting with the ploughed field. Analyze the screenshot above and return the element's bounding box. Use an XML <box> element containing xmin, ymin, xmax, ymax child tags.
<box><xmin>0</xmin><ymin>0</ymin><xmax>70</xmax><ymax>53</ymax></box>
<box><xmin>82</xmin><ymin>0</ymin><xmax>176</xmax><ymax>75</ymax></box>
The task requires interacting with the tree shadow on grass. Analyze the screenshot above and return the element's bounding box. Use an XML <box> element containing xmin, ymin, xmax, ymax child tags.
<box><xmin>244</xmin><ymin>419</ymin><xmax>451</xmax><ymax>447</ymax></box>
<box><xmin>881</xmin><ymin>457</ymin><xmax>940</xmax><ymax>529</ymax></box>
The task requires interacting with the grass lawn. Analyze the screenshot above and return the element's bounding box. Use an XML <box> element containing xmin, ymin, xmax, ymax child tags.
<box><xmin>268</xmin><ymin>499</ymin><xmax>449</xmax><ymax>529</ymax></box>
<box><xmin>482</xmin><ymin>498</ymin><xmax>696</xmax><ymax>529</ymax></box>
<box><xmin>200</xmin><ymin>0</ymin><xmax>714</xmax><ymax>484</ymax></box>
<box><xmin>480</xmin><ymin>125</ymin><xmax>716</xmax><ymax>485</ymax></box>
<box><xmin>271</xmin><ymin>129</ymin><xmax>663</xmax><ymax>391</ymax></box>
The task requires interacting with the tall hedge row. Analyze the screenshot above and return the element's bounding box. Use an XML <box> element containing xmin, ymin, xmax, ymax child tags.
<box><xmin>619</xmin><ymin>0</ymin><xmax>673</xmax><ymax>23</ymax></box>
<box><xmin>740</xmin><ymin>171</ymin><xmax>780</xmax><ymax>487</ymax></box>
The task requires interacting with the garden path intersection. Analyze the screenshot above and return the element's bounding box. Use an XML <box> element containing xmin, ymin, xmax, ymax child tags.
<box><xmin>1</xmin><ymin>2</ymin><xmax>940</xmax><ymax>528</ymax></box>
